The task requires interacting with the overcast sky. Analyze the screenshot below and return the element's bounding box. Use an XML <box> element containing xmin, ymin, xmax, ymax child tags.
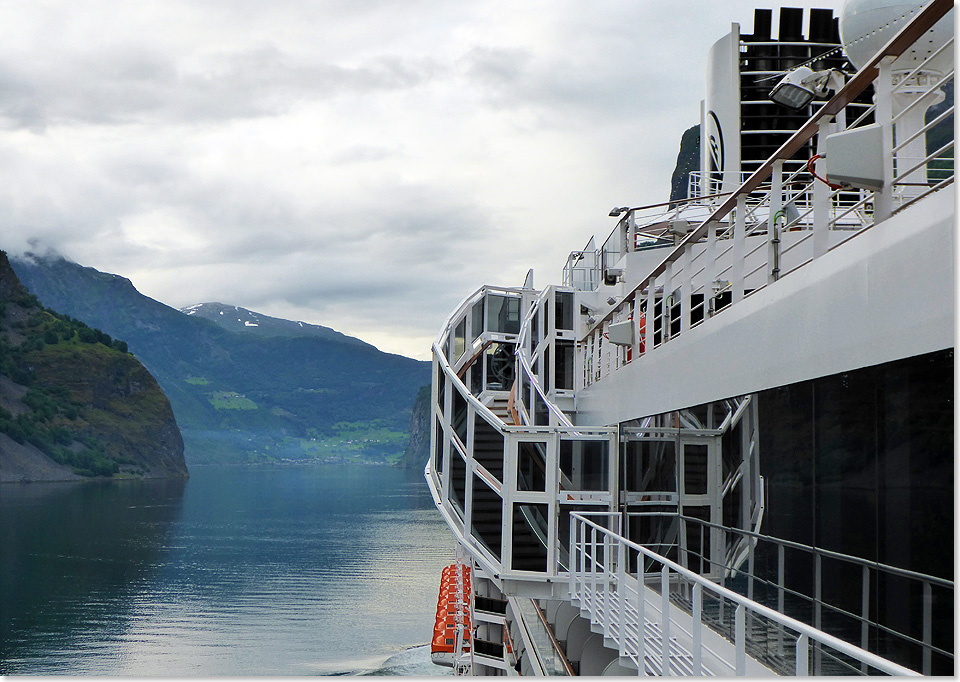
<box><xmin>0</xmin><ymin>1</ymin><xmax>842</xmax><ymax>360</ymax></box>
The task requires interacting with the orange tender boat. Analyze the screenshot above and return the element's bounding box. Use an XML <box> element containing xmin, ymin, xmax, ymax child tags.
<box><xmin>430</xmin><ymin>563</ymin><xmax>471</xmax><ymax>667</ymax></box>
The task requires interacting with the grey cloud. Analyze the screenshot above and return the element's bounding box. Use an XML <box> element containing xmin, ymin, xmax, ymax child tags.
<box><xmin>0</xmin><ymin>44</ymin><xmax>441</xmax><ymax>130</ymax></box>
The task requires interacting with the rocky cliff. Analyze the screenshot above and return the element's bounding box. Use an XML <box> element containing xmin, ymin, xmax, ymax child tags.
<box><xmin>401</xmin><ymin>384</ymin><xmax>431</xmax><ymax>468</ymax></box>
<box><xmin>0</xmin><ymin>251</ymin><xmax>188</xmax><ymax>482</ymax></box>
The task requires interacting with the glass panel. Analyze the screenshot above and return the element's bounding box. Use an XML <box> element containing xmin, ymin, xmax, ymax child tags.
<box><xmin>487</xmin><ymin>295</ymin><xmax>520</xmax><ymax>334</ymax></box>
<box><xmin>512</xmin><ymin>503</ymin><xmax>548</xmax><ymax>572</ymax></box>
<box><xmin>560</xmin><ymin>439</ymin><xmax>608</xmax><ymax>491</ymax></box>
<box><xmin>473</xmin><ymin>414</ymin><xmax>504</xmax><ymax>483</ymax></box>
<box><xmin>436</xmin><ymin>363</ymin><xmax>445</xmax><ymax>412</ymax></box>
<box><xmin>454</xmin><ymin>317</ymin><xmax>466</xmax><ymax>361</ymax></box>
<box><xmin>517</xmin><ymin>441</ymin><xmax>548</xmax><ymax>492</ymax></box>
<box><xmin>452</xmin><ymin>388</ymin><xmax>468</xmax><ymax>445</ymax></box>
<box><xmin>484</xmin><ymin>342</ymin><xmax>515</xmax><ymax>390</ymax></box>
<box><xmin>531</xmin><ymin>306</ymin><xmax>540</xmax><ymax>350</ymax></box>
<box><xmin>534</xmin><ymin>391</ymin><xmax>549</xmax><ymax>427</ymax></box>
<box><xmin>555</xmin><ymin>291</ymin><xmax>574</xmax><ymax>331</ymax></box>
<box><xmin>471</xmin><ymin>300</ymin><xmax>484</xmax><ymax>342</ymax></box>
<box><xmin>450</xmin><ymin>449</ymin><xmax>466</xmax><ymax>516</ymax></box>
<box><xmin>471</xmin><ymin>475</ymin><xmax>502</xmax><ymax>561</ymax></box>
<box><xmin>520</xmin><ymin>372</ymin><xmax>531</xmax><ymax>416</ymax></box>
<box><xmin>543</xmin><ymin>345</ymin><xmax>551</xmax><ymax>393</ymax></box>
<box><xmin>683</xmin><ymin>443</ymin><xmax>708</xmax><ymax>495</ymax></box>
<box><xmin>470</xmin><ymin>361</ymin><xmax>482</xmax><ymax>395</ymax></box>
<box><xmin>681</xmin><ymin>506</ymin><xmax>711</xmax><ymax>573</ymax></box>
<box><xmin>555</xmin><ymin>341</ymin><xmax>574</xmax><ymax>390</ymax></box>
<box><xmin>434</xmin><ymin>417</ymin><xmax>444</xmax><ymax>474</ymax></box>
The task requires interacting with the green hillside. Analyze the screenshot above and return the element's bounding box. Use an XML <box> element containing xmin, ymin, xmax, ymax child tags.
<box><xmin>10</xmin><ymin>254</ymin><xmax>431</xmax><ymax>465</ymax></box>
<box><xmin>0</xmin><ymin>252</ymin><xmax>187</xmax><ymax>481</ymax></box>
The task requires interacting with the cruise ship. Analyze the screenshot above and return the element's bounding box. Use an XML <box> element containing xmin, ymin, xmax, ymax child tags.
<box><xmin>426</xmin><ymin>0</ymin><xmax>954</xmax><ymax>675</ymax></box>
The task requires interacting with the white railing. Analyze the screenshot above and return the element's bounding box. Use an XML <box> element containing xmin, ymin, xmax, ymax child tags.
<box><xmin>580</xmin><ymin>0</ymin><xmax>954</xmax><ymax>388</ymax></box>
<box><xmin>569</xmin><ymin>513</ymin><xmax>922</xmax><ymax>676</ymax></box>
<box><xmin>428</xmin><ymin>284</ymin><xmax>618</xmax><ymax>585</ymax></box>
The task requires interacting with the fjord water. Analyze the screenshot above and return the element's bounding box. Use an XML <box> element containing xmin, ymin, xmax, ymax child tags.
<box><xmin>0</xmin><ymin>465</ymin><xmax>454</xmax><ymax>675</ymax></box>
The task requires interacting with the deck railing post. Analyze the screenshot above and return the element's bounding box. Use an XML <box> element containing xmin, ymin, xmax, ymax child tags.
<box><xmin>570</xmin><ymin>517</ymin><xmax>578</xmax><ymax>600</ymax></box>
<box><xmin>664</xmin><ymin>260</ymin><xmax>675</xmax><ymax>343</ymax></box>
<box><xmin>680</xmin><ymin>245</ymin><xmax>692</xmax><ymax>335</ymax></box>
<box><xmin>590</xmin><ymin>525</ymin><xmax>598</xmax><ymax>613</ymax></box>
<box><xmin>637</xmin><ymin>562</ymin><xmax>646</xmax><ymax>674</ymax></box>
<box><xmin>732</xmin><ymin>194</ymin><xmax>746</xmax><ymax>303</ymax></box>
<box><xmin>661</xmin><ymin>565</ymin><xmax>671</xmax><ymax>675</ymax></box>
<box><xmin>706</xmin><ymin>220</ymin><xmax>718</xmax><ymax>317</ymax></box>
<box><xmin>861</xmin><ymin>564</ymin><xmax>870</xmax><ymax>673</ymax></box>
<box><xmin>922</xmin><ymin>581</ymin><xmax>932</xmax><ymax>675</ymax></box>
<box><xmin>645</xmin><ymin>275</ymin><xmax>656</xmax><ymax>352</ymax></box>
<box><xmin>814</xmin><ymin>552</ymin><xmax>823</xmax><ymax>675</ymax></box>
<box><xmin>777</xmin><ymin>544</ymin><xmax>785</xmax><ymax>656</ymax></box>
<box><xmin>768</xmin><ymin>160</ymin><xmax>784</xmax><ymax>284</ymax></box>
<box><xmin>813</xmin><ymin>117</ymin><xmax>835</xmax><ymax>257</ymax></box>
<box><xmin>796</xmin><ymin>633</ymin><xmax>809</xmax><ymax>676</ymax></box>
<box><xmin>692</xmin><ymin>582</ymin><xmax>703</xmax><ymax>676</ymax></box>
<box><xmin>618</xmin><ymin>534</ymin><xmax>627</xmax><ymax>658</ymax></box>
<box><xmin>874</xmin><ymin>56</ymin><xmax>896</xmax><ymax>222</ymax></box>
<box><xmin>735</xmin><ymin>603</ymin><xmax>746</xmax><ymax>675</ymax></box>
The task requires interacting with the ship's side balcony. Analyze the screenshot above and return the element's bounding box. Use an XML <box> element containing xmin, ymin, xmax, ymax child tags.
<box><xmin>567</xmin><ymin>511</ymin><xmax>952</xmax><ymax>676</ymax></box>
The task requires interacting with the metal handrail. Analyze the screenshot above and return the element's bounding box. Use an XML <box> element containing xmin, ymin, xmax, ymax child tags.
<box><xmin>631</xmin><ymin>510</ymin><xmax>953</xmax><ymax>671</ymax></box>
<box><xmin>569</xmin><ymin>513</ymin><xmax>921</xmax><ymax>676</ymax></box>
<box><xmin>582</xmin><ymin>0</ymin><xmax>954</xmax><ymax>341</ymax></box>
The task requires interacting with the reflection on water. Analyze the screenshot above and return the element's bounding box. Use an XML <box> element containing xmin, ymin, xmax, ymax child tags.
<box><xmin>0</xmin><ymin>465</ymin><xmax>454</xmax><ymax>676</ymax></box>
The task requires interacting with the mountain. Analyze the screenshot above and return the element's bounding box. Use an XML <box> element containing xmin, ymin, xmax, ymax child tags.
<box><xmin>180</xmin><ymin>302</ymin><xmax>372</xmax><ymax>348</ymax></box>
<box><xmin>9</xmin><ymin>253</ymin><xmax>430</xmax><ymax>466</ymax></box>
<box><xmin>0</xmin><ymin>251</ymin><xmax>188</xmax><ymax>482</ymax></box>
<box><xmin>670</xmin><ymin>124</ymin><xmax>700</xmax><ymax>202</ymax></box>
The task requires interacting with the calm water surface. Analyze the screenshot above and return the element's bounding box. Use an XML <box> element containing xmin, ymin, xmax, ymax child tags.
<box><xmin>0</xmin><ymin>464</ymin><xmax>455</xmax><ymax>676</ymax></box>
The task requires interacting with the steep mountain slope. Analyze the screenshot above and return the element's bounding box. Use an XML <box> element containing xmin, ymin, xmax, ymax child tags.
<box><xmin>181</xmin><ymin>302</ymin><xmax>372</xmax><ymax>347</ymax></box>
<box><xmin>0</xmin><ymin>252</ymin><xmax>187</xmax><ymax>482</ymax></box>
<box><xmin>10</xmin><ymin>253</ymin><xmax>430</xmax><ymax>465</ymax></box>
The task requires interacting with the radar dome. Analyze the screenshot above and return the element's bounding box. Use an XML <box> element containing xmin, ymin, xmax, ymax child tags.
<box><xmin>839</xmin><ymin>0</ymin><xmax>953</xmax><ymax>71</ymax></box>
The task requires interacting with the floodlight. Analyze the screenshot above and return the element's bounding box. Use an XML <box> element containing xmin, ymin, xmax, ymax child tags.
<box><xmin>770</xmin><ymin>67</ymin><xmax>845</xmax><ymax>110</ymax></box>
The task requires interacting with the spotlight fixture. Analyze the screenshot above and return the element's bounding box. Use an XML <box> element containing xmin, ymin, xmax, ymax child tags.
<box><xmin>769</xmin><ymin>67</ymin><xmax>845</xmax><ymax>110</ymax></box>
<box><xmin>608</xmin><ymin>206</ymin><xmax>631</xmax><ymax>217</ymax></box>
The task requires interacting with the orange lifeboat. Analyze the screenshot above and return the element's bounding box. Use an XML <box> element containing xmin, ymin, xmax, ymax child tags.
<box><xmin>430</xmin><ymin>563</ymin><xmax>472</xmax><ymax>668</ymax></box>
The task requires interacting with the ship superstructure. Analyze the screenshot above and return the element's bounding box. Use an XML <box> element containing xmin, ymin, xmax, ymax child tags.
<box><xmin>427</xmin><ymin>1</ymin><xmax>953</xmax><ymax>675</ymax></box>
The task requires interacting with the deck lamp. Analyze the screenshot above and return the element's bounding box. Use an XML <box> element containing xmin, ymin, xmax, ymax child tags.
<box><xmin>769</xmin><ymin>67</ymin><xmax>845</xmax><ymax>110</ymax></box>
<box><xmin>609</xmin><ymin>206</ymin><xmax>630</xmax><ymax>217</ymax></box>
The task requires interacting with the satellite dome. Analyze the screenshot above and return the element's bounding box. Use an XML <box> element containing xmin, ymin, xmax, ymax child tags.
<box><xmin>839</xmin><ymin>0</ymin><xmax>953</xmax><ymax>72</ymax></box>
